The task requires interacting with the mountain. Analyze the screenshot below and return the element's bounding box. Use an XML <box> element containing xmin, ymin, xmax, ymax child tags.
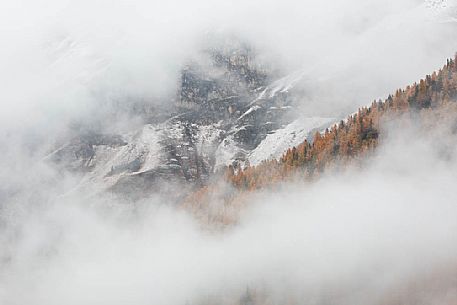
<box><xmin>183</xmin><ymin>54</ymin><xmax>457</xmax><ymax>225</ymax></box>
<box><xmin>47</xmin><ymin>38</ymin><xmax>335</xmax><ymax>200</ymax></box>
<box><xmin>45</xmin><ymin>0</ymin><xmax>457</xmax><ymax>201</ymax></box>
<box><xmin>229</xmin><ymin>56</ymin><xmax>457</xmax><ymax>187</ymax></box>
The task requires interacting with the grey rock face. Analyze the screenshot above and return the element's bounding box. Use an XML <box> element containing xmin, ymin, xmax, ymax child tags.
<box><xmin>47</xmin><ymin>39</ymin><xmax>322</xmax><ymax>200</ymax></box>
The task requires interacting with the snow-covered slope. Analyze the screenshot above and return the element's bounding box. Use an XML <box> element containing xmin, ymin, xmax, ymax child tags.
<box><xmin>248</xmin><ymin>117</ymin><xmax>335</xmax><ymax>166</ymax></box>
<box><xmin>255</xmin><ymin>70</ymin><xmax>306</xmax><ymax>101</ymax></box>
<box><xmin>214</xmin><ymin>127</ymin><xmax>248</xmax><ymax>169</ymax></box>
<box><xmin>213</xmin><ymin>68</ymin><xmax>311</xmax><ymax>168</ymax></box>
<box><xmin>82</xmin><ymin>124</ymin><xmax>169</xmax><ymax>188</ymax></box>
<box><xmin>214</xmin><ymin>116</ymin><xmax>335</xmax><ymax>168</ymax></box>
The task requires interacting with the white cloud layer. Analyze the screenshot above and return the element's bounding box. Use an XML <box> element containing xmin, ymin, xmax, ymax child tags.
<box><xmin>1</xmin><ymin>120</ymin><xmax>457</xmax><ymax>305</ymax></box>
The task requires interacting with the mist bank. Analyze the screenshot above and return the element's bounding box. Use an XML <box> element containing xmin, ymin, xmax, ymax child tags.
<box><xmin>1</xmin><ymin>114</ymin><xmax>457</xmax><ymax>304</ymax></box>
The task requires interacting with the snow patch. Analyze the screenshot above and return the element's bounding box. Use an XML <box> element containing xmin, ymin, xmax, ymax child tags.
<box><xmin>214</xmin><ymin>133</ymin><xmax>246</xmax><ymax>169</ymax></box>
<box><xmin>248</xmin><ymin>117</ymin><xmax>335</xmax><ymax>166</ymax></box>
<box><xmin>194</xmin><ymin>124</ymin><xmax>222</xmax><ymax>159</ymax></box>
<box><xmin>238</xmin><ymin>105</ymin><xmax>261</xmax><ymax>121</ymax></box>
<box><xmin>248</xmin><ymin>70</ymin><xmax>306</xmax><ymax>106</ymax></box>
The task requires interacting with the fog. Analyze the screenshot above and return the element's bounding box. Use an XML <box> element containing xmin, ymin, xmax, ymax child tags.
<box><xmin>1</xmin><ymin>0</ymin><xmax>457</xmax><ymax>304</ymax></box>
<box><xmin>1</xmin><ymin>119</ymin><xmax>457</xmax><ymax>304</ymax></box>
<box><xmin>2</xmin><ymin>0</ymin><xmax>457</xmax><ymax>133</ymax></box>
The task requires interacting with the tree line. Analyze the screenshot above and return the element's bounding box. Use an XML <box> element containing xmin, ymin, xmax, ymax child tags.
<box><xmin>183</xmin><ymin>55</ymin><xmax>457</xmax><ymax>224</ymax></box>
<box><xmin>225</xmin><ymin>55</ymin><xmax>457</xmax><ymax>190</ymax></box>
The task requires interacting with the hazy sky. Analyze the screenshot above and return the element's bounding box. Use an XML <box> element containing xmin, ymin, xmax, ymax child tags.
<box><xmin>1</xmin><ymin>0</ymin><xmax>457</xmax><ymax>135</ymax></box>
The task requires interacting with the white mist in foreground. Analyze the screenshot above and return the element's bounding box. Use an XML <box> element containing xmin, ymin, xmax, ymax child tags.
<box><xmin>1</xmin><ymin>124</ymin><xmax>457</xmax><ymax>305</ymax></box>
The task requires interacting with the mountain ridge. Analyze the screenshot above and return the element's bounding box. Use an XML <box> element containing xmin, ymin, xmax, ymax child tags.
<box><xmin>184</xmin><ymin>54</ymin><xmax>457</xmax><ymax>225</ymax></box>
<box><xmin>47</xmin><ymin>40</ymin><xmax>335</xmax><ymax>200</ymax></box>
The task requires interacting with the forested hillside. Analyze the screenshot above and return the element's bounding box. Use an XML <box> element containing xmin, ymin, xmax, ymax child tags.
<box><xmin>185</xmin><ymin>55</ymin><xmax>457</xmax><ymax>224</ymax></box>
<box><xmin>226</xmin><ymin>56</ymin><xmax>457</xmax><ymax>189</ymax></box>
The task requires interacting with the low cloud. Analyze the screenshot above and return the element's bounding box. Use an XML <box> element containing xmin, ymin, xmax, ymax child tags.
<box><xmin>1</xmin><ymin>114</ymin><xmax>457</xmax><ymax>304</ymax></box>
